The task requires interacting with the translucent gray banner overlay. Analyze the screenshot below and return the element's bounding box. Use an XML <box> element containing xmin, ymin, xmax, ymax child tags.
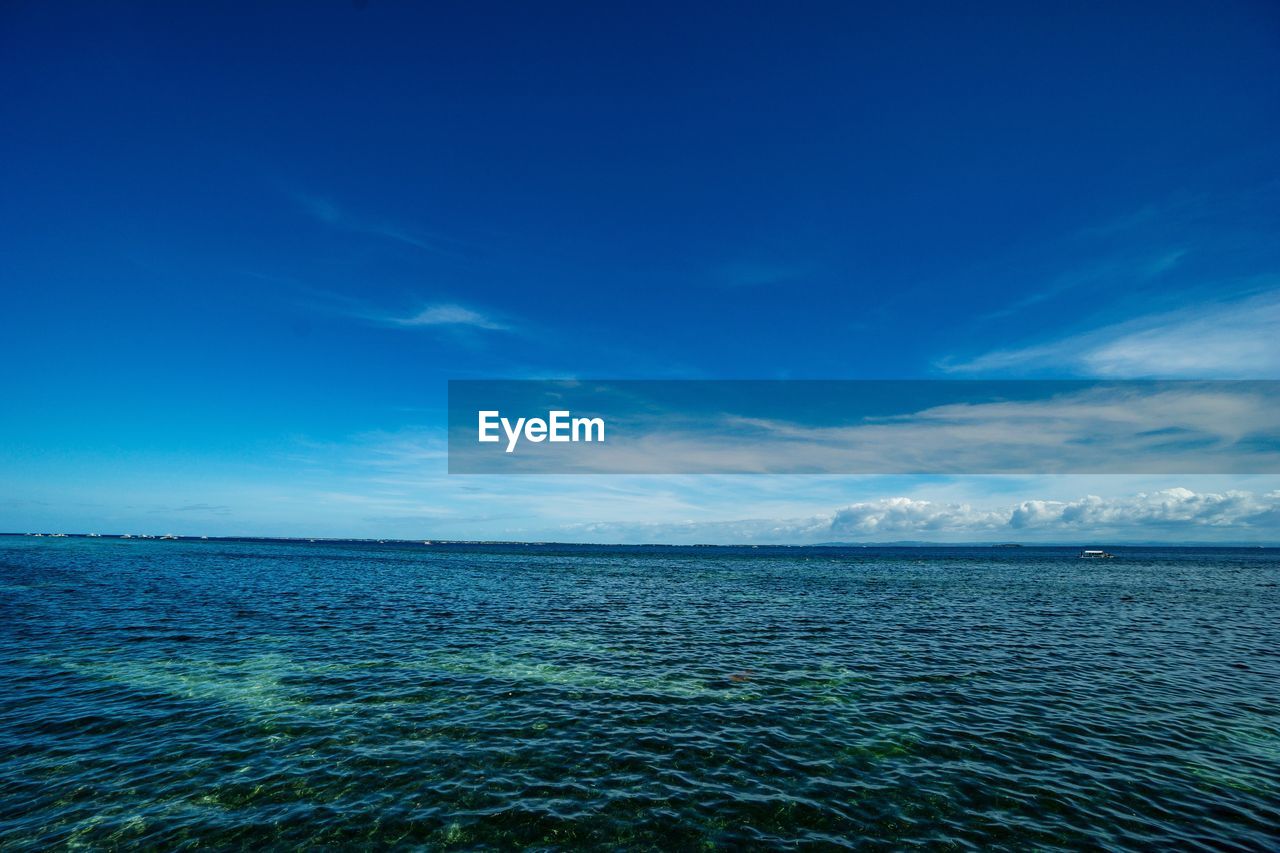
<box><xmin>447</xmin><ymin>380</ymin><xmax>1280</xmax><ymax>474</ymax></box>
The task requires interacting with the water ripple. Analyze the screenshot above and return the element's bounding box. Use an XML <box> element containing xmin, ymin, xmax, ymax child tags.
<box><xmin>1</xmin><ymin>539</ymin><xmax>1278</xmax><ymax>849</ymax></box>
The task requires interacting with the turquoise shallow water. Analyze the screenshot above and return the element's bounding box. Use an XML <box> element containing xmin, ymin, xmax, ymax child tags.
<box><xmin>1</xmin><ymin>538</ymin><xmax>1278</xmax><ymax>849</ymax></box>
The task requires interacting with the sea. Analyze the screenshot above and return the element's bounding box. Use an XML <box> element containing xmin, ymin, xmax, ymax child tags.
<box><xmin>1</xmin><ymin>536</ymin><xmax>1277</xmax><ymax>849</ymax></box>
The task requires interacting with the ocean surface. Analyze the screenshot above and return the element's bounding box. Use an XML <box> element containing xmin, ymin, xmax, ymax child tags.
<box><xmin>1</xmin><ymin>537</ymin><xmax>1277</xmax><ymax>850</ymax></box>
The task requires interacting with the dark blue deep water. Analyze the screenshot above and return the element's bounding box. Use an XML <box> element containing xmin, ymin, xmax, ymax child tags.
<box><xmin>1</xmin><ymin>537</ymin><xmax>1278</xmax><ymax>849</ymax></box>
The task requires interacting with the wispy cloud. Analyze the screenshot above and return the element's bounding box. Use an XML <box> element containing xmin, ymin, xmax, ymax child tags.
<box><xmin>979</xmin><ymin>249</ymin><xmax>1188</xmax><ymax>323</ymax></box>
<box><xmin>385</xmin><ymin>303</ymin><xmax>508</xmax><ymax>331</ymax></box>
<box><xmin>941</xmin><ymin>288</ymin><xmax>1280</xmax><ymax>378</ymax></box>
<box><xmin>297</xmin><ymin>288</ymin><xmax>514</xmax><ymax>335</ymax></box>
<box><xmin>292</xmin><ymin>192</ymin><xmax>468</xmax><ymax>256</ymax></box>
<box><xmin>712</xmin><ymin>261</ymin><xmax>810</xmax><ymax>288</ymax></box>
<box><xmin>148</xmin><ymin>503</ymin><xmax>231</xmax><ymax>515</ymax></box>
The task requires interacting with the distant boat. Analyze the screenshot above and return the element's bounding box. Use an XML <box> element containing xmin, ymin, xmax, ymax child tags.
<box><xmin>1080</xmin><ymin>549</ymin><xmax>1115</xmax><ymax>559</ymax></box>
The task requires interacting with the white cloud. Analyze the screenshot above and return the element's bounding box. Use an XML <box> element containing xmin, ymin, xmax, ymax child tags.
<box><xmin>837</xmin><ymin>487</ymin><xmax>1280</xmax><ymax>536</ymax></box>
<box><xmin>1009</xmin><ymin>487</ymin><xmax>1275</xmax><ymax>529</ymax></box>
<box><xmin>297</xmin><ymin>287</ymin><xmax>514</xmax><ymax>334</ymax></box>
<box><xmin>387</xmin><ymin>303</ymin><xmax>508</xmax><ymax>331</ymax></box>
<box><xmin>830</xmin><ymin>497</ymin><xmax>1005</xmax><ymax>534</ymax></box>
<box><xmin>824</xmin><ymin>487</ymin><xmax>1280</xmax><ymax>537</ymax></box>
<box><xmin>942</xmin><ymin>289</ymin><xmax>1280</xmax><ymax>378</ymax></box>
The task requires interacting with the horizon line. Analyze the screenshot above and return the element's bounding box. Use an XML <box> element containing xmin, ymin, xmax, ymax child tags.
<box><xmin>4</xmin><ymin>533</ymin><xmax>1278</xmax><ymax>549</ymax></box>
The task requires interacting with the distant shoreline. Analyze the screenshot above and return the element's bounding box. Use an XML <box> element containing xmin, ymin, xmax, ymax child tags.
<box><xmin>3</xmin><ymin>533</ymin><xmax>1277</xmax><ymax>550</ymax></box>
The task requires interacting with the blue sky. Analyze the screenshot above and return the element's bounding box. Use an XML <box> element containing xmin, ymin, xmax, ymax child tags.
<box><xmin>3</xmin><ymin>1</ymin><xmax>1279</xmax><ymax>541</ymax></box>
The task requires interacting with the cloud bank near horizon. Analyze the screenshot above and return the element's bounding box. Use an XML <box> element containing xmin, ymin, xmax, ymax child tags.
<box><xmin>564</xmin><ymin>487</ymin><xmax>1280</xmax><ymax>544</ymax></box>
